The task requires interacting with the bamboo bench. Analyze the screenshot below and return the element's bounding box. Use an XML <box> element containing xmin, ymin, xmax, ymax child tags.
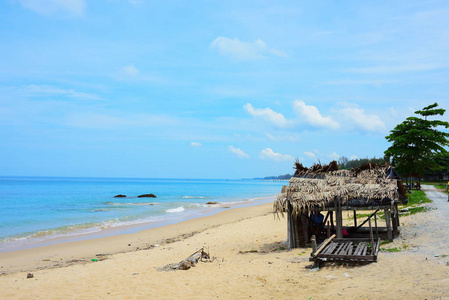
<box><xmin>310</xmin><ymin>235</ymin><xmax>380</xmax><ymax>266</ymax></box>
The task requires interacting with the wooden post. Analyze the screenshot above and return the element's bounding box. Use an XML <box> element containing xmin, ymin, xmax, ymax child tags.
<box><xmin>330</xmin><ymin>210</ymin><xmax>334</xmax><ymax>230</ymax></box>
<box><xmin>392</xmin><ymin>205</ymin><xmax>399</xmax><ymax>238</ymax></box>
<box><xmin>394</xmin><ymin>203</ymin><xmax>400</xmax><ymax>237</ymax></box>
<box><xmin>353</xmin><ymin>210</ymin><xmax>357</xmax><ymax>227</ymax></box>
<box><xmin>287</xmin><ymin>199</ymin><xmax>300</xmax><ymax>249</ymax></box>
<box><xmin>384</xmin><ymin>208</ymin><xmax>393</xmax><ymax>241</ymax></box>
<box><xmin>336</xmin><ymin>200</ymin><xmax>343</xmax><ymax>238</ymax></box>
<box><xmin>287</xmin><ymin>200</ymin><xmax>293</xmax><ymax>249</ymax></box>
<box><xmin>369</xmin><ymin>219</ymin><xmax>374</xmax><ymax>255</ymax></box>
<box><xmin>300</xmin><ymin>213</ymin><xmax>308</xmax><ymax>246</ymax></box>
<box><xmin>311</xmin><ymin>235</ymin><xmax>317</xmax><ymax>253</ymax></box>
<box><xmin>374</xmin><ymin>211</ymin><xmax>379</xmax><ymax>240</ymax></box>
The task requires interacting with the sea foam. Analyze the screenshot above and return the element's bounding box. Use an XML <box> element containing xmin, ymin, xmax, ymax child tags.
<box><xmin>166</xmin><ymin>206</ymin><xmax>185</xmax><ymax>213</ymax></box>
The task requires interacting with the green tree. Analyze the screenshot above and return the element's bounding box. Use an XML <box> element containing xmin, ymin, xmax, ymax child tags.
<box><xmin>384</xmin><ymin>103</ymin><xmax>449</xmax><ymax>186</ymax></box>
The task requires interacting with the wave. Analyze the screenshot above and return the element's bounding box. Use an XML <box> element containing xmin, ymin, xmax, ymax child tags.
<box><xmin>166</xmin><ymin>206</ymin><xmax>185</xmax><ymax>213</ymax></box>
<box><xmin>103</xmin><ymin>202</ymin><xmax>158</xmax><ymax>206</ymax></box>
<box><xmin>0</xmin><ymin>216</ymin><xmax>168</xmax><ymax>247</ymax></box>
<box><xmin>1</xmin><ymin>222</ymin><xmax>103</xmax><ymax>244</ymax></box>
<box><xmin>182</xmin><ymin>196</ymin><xmax>207</xmax><ymax>199</ymax></box>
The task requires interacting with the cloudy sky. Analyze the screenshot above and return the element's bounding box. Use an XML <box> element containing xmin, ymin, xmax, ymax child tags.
<box><xmin>1</xmin><ymin>0</ymin><xmax>448</xmax><ymax>179</ymax></box>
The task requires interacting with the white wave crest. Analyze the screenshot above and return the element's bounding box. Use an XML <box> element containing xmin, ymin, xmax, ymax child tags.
<box><xmin>166</xmin><ymin>206</ymin><xmax>185</xmax><ymax>213</ymax></box>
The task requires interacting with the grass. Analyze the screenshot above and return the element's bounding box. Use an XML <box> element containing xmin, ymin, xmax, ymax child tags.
<box><xmin>396</xmin><ymin>189</ymin><xmax>433</xmax><ymax>217</ymax></box>
<box><xmin>406</xmin><ymin>190</ymin><xmax>432</xmax><ymax>206</ymax></box>
<box><xmin>380</xmin><ymin>240</ymin><xmax>393</xmax><ymax>246</ymax></box>
<box><xmin>381</xmin><ymin>247</ymin><xmax>401</xmax><ymax>252</ymax></box>
<box><xmin>408</xmin><ymin>206</ymin><xmax>430</xmax><ymax>214</ymax></box>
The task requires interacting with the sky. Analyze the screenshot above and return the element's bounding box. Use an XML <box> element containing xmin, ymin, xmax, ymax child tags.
<box><xmin>1</xmin><ymin>0</ymin><xmax>449</xmax><ymax>179</ymax></box>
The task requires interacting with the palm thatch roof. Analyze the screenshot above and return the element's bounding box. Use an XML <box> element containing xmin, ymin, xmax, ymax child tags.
<box><xmin>274</xmin><ymin>162</ymin><xmax>403</xmax><ymax>216</ymax></box>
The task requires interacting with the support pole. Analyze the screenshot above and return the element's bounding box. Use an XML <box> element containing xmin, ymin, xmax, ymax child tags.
<box><xmin>392</xmin><ymin>204</ymin><xmax>399</xmax><ymax>238</ymax></box>
<box><xmin>311</xmin><ymin>235</ymin><xmax>317</xmax><ymax>253</ymax></box>
<box><xmin>336</xmin><ymin>200</ymin><xmax>343</xmax><ymax>238</ymax></box>
<box><xmin>287</xmin><ymin>200</ymin><xmax>293</xmax><ymax>250</ymax></box>
<box><xmin>353</xmin><ymin>210</ymin><xmax>357</xmax><ymax>227</ymax></box>
<box><xmin>384</xmin><ymin>208</ymin><xmax>393</xmax><ymax>241</ymax></box>
<box><xmin>300</xmin><ymin>213</ymin><xmax>309</xmax><ymax>245</ymax></box>
<box><xmin>330</xmin><ymin>210</ymin><xmax>334</xmax><ymax>231</ymax></box>
<box><xmin>287</xmin><ymin>199</ymin><xmax>300</xmax><ymax>249</ymax></box>
<box><xmin>374</xmin><ymin>211</ymin><xmax>379</xmax><ymax>240</ymax></box>
<box><xmin>369</xmin><ymin>219</ymin><xmax>374</xmax><ymax>255</ymax></box>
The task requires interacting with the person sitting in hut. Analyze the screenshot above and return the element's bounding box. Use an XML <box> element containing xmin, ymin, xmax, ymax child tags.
<box><xmin>415</xmin><ymin>181</ymin><xmax>421</xmax><ymax>190</ymax></box>
<box><xmin>309</xmin><ymin>210</ymin><xmax>324</xmax><ymax>240</ymax></box>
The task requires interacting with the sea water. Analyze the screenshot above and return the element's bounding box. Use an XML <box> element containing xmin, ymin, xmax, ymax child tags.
<box><xmin>0</xmin><ymin>177</ymin><xmax>285</xmax><ymax>252</ymax></box>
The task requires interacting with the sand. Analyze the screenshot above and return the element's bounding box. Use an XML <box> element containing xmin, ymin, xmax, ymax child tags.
<box><xmin>1</xmin><ymin>186</ymin><xmax>449</xmax><ymax>299</ymax></box>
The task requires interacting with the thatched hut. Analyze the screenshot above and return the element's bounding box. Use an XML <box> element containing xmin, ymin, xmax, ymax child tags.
<box><xmin>274</xmin><ymin>162</ymin><xmax>407</xmax><ymax>249</ymax></box>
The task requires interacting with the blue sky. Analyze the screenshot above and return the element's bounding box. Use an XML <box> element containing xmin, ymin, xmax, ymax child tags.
<box><xmin>1</xmin><ymin>0</ymin><xmax>448</xmax><ymax>179</ymax></box>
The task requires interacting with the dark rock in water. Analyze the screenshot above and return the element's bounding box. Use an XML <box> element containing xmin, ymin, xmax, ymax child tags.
<box><xmin>114</xmin><ymin>194</ymin><xmax>127</xmax><ymax>198</ymax></box>
<box><xmin>206</xmin><ymin>201</ymin><xmax>219</xmax><ymax>205</ymax></box>
<box><xmin>138</xmin><ymin>194</ymin><xmax>157</xmax><ymax>198</ymax></box>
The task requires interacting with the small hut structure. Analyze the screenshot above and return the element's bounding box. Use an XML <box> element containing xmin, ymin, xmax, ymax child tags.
<box><xmin>274</xmin><ymin>161</ymin><xmax>407</xmax><ymax>251</ymax></box>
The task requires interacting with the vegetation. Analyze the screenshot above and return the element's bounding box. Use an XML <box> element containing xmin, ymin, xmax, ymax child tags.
<box><xmin>424</xmin><ymin>152</ymin><xmax>449</xmax><ymax>180</ymax></box>
<box><xmin>338</xmin><ymin>156</ymin><xmax>388</xmax><ymax>170</ymax></box>
<box><xmin>262</xmin><ymin>174</ymin><xmax>292</xmax><ymax>180</ymax></box>
<box><xmin>381</xmin><ymin>246</ymin><xmax>402</xmax><ymax>252</ymax></box>
<box><xmin>384</xmin><ymin>103</ymin><xmax>449</xmax><ymax>186</ymax></box>
<box><xmin>406</xmin><ymin>206</ymin><xmax>431</xmax><ymax>215</ymax></box>
<box><xmin>406</xmin><ymin>190</ymin><xmax>433</xmax><ymax>206</ymax></box>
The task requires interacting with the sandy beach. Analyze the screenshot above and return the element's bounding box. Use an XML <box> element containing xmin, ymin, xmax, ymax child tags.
<box><xmin>1</xmin><ymin>186</ymin><xmax>449</xmax><ymax>299</ymax></box>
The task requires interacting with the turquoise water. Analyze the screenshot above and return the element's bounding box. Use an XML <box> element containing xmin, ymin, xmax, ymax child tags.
<box><xmin>0</xmin><ymin>177</ymin><xmax>284</xmax><ymax>251</ymax></box>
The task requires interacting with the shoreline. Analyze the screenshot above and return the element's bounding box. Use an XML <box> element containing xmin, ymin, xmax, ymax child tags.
<box><xmin>0</xmin><ymin>201</ymin><xmax>276</xmax><ymax>275</ymax></box>
<box><xmin>1</xmin><ymin>186</ymin><xmax>448</xmax><ymax>299</ymax></box>
<box><xmin>0</xmin><ymin>195</ymin><xmax>276</xmax><ymax>253</ymax></box>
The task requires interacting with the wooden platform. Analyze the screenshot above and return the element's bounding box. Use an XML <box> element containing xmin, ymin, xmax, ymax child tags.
<box><xmin>310</xmin><ymin>237</ymin><xmax>380</xmax><ymax>265</ymax></box>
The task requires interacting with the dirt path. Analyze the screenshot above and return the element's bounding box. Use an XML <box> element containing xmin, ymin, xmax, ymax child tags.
<box><xmin>398</xmin><ymin>185</ymin><xmax>449</xmax><ymax>257</ymax></box>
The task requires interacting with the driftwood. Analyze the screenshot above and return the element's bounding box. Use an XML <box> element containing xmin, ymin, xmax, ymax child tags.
<box><xmin>157</xmin><ymin>248</ymin><xmax>210</xmax><ymax>271</ymax></box>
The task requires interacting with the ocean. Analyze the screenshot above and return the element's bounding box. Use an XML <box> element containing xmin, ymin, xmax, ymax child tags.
<box><xmin>0</xmin><ymin>176</ymin><xmax>285</xmax><ymax>252</ymax></box>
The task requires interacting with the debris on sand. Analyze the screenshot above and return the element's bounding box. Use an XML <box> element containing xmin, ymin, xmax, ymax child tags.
<box><xmin>157</xmin><ymin>248</ymin><xmax>211</xmax><ymax>271</ymax></box>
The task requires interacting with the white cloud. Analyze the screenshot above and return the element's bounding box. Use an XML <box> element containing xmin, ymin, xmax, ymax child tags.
<box><xmin>18</xmin><ymin>0</ymin><xmax>86</xmax><ymax>17</ymax></box>
<box><xmin>190</xmin><ymin>142</ymin><xmax>202</xmax><ymax>147</ymax></box>
<box><xmin>350</xmin><ymin>155</ymin><xmax>358</xmax><ymax>160</ymax></box>
<box><xmin>328</xmin><ymin>152</ymin><xmax>340</xmax><ymax>160</ymax></box>
<box><xmin>293</xmin><ymin>100</ymin><xmax>339</xmax><ymax>130</ymax></box>
<box><xmin>259</xmin><ymin>148</ymin><xmax>293</xmax><ymax>162</ymax></box>
<box><xmin>123</xmin><ymin>64</ymin><xmax>140</xmax><ymax>77</ymax></box>
<box><xmin>228</xmin><ymin>146</ymin><xmax>250</xmax><ymax>158</ymax></box>
<box><xmin>338</xmin><ymin>104</ymin><xmax>387</xmax><ymax>133</ymax></box>
<box><xmin>23</xmin><ymin>84</ymin><xmax>102</xmax><ymax>100</ymax></box>
<box><xmin>211</xmin><ymin>37</ymin><xmax>288</xmax><ymax>60</ymax></box>
<box><xmin>244</xmin><ymin>103</ymin><xmax>289</xmax><ymax>128</ymax></box>
<box><xmin>304</xmin><ymin>151</ymin><xmax>316</xmax><ymax>158</ymax></box>
<box><xmin>265</xmin><ymin>133</ymin><xmax>300</xmax><ymax>142</ymax></box>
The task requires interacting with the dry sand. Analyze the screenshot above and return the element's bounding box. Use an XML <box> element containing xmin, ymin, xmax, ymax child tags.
<box><xmin>1</xmin><ymin>186</ymin><xmax>449</xmax><ymax>299</ymax></box>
